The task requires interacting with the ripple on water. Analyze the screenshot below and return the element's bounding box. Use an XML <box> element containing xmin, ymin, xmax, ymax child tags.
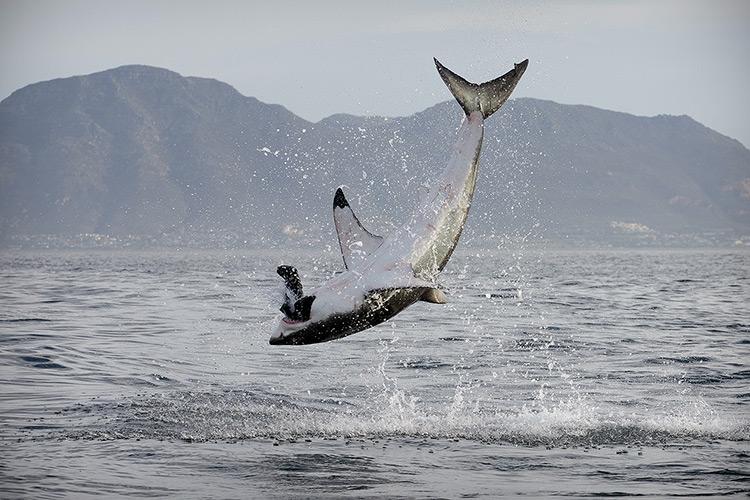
<box><xmin>0</xmin><ymin>318</ymin><xmax>53</xmax><ymax>323</ymax></box>
<box><xmin>19</xmin><ymin>355</ymin><xmax>68</xmax><ymax>370</ymax></box>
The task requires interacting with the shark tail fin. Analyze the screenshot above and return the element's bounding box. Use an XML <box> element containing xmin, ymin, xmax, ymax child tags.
<box><xmin>434</xmin><ymin>58</ymin><xmax>528</xmax><ymax>119</ymax></box>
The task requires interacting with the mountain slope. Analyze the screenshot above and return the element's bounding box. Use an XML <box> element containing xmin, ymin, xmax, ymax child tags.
<box><xmin>0</xmin><ymin>65</ymin><xmax>748</xmax><ymax>246</ymax></box>
<box><xmin>0</xmin><ymin>65</ymin><xmax>310</xmax><ymax>242</ymax></box>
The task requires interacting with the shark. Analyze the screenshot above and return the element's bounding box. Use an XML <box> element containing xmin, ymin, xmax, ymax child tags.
<box><xmin>270</xmin><ymin>57</ymin><xmax>528</xmax><ymax>345</ymax></box>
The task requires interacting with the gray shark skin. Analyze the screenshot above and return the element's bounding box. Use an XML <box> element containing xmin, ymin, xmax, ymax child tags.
<box><xmin>270</xmin><ymin>58</ymin><xmax>528</xmax><ymax>345</ymax></box>
<box><xmin>273</xmin><ymin>288</ymin><xmax>422</xmax><ymax>345</ymax></box>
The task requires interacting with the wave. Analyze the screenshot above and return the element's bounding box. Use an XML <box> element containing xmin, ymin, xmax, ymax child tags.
<box><xmin>47</xmin><ymin>386</ymin><xmax>749</xmax><ymax>447</ymax></box>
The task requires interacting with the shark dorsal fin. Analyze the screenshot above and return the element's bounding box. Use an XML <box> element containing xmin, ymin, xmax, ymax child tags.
<box><xmin>420</xmin><ymin>288</ymin><xmax>447</xmax><ymax>304</ymax></box>
<box><xmin>333</xmin><ymin>187</ymin><xmax>384</xmax><ymax>270</ymax></box>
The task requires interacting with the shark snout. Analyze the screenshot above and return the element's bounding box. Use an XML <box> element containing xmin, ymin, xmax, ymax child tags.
<box><xmin>270</xmin><ymin>317</ymin><xmax>309</xmax><ymax>345</ymax></box>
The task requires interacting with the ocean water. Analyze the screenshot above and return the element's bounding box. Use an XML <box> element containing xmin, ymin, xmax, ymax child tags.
<box><xmin>0</xmin><ymin>248</ymin><xmax>748</xmax><ymax>498</ymax></box>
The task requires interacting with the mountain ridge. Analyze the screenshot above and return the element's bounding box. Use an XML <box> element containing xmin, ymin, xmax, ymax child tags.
<box><xmin>7</xmin><ymin>65</ymin><xmax>733</xmax><ymax>134</ymax></box>
<box><xmin>1</xmin><ymin>65</ymin><xmax>748</xmax><ymax>248</ymax></box>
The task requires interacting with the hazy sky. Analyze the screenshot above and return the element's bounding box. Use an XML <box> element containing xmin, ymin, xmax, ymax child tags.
<box><xmin>2</xmin><ymin>0</ymin><xmax>749</xmax><ymax>146</ymax></box>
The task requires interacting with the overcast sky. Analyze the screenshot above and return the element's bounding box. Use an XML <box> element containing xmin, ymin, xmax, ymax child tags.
<box><xmin>2</xmin><ymin>0</ymin><xmax>749</xmax><ymax>146</ymax></box>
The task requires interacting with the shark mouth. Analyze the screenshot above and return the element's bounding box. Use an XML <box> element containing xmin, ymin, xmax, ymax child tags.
<box><xmin>281</xmin><ymin>317</ymin><xmax>304</xmax><ymax>325</ymax></box>
<box><xmin>277</xmin><ymin>265</ymin><xmax>315</xmax><ymax>322</ymax></box>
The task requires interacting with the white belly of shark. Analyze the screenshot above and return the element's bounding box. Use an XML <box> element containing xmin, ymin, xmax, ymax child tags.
<box><xmin>270</xmin><ymin>57</ymin><xmax>529</xmax><ymax>345</ymax></box>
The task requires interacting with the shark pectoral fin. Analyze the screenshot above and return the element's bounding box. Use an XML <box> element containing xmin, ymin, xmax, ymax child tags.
<box><xmin>333</xmin><ymin>187</ymin><xmax>384</xmax><ymax>270</ymax></box>
<box><xmin>420</xmin><ymin>288</ymin><xmax>447</xmax><ymax>304</ymax></box>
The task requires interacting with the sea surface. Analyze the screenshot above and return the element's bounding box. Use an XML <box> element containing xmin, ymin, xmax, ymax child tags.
<box><xmin>1</xmin><ymin>248</ymin><xmax>748</xmax><ymax>498</ymax></box>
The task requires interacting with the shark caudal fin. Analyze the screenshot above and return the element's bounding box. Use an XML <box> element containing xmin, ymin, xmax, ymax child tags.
<box><xmin>434</xmin><ymin>58</ymin><xmax>528</xmax><ymax>119</ymax></box>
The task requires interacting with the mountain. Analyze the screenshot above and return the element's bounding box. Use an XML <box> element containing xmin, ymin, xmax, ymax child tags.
<box><xmin>1</xmin><ymin>65</ymin><xmax>748</xmax><ymax>248</ymax></box>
